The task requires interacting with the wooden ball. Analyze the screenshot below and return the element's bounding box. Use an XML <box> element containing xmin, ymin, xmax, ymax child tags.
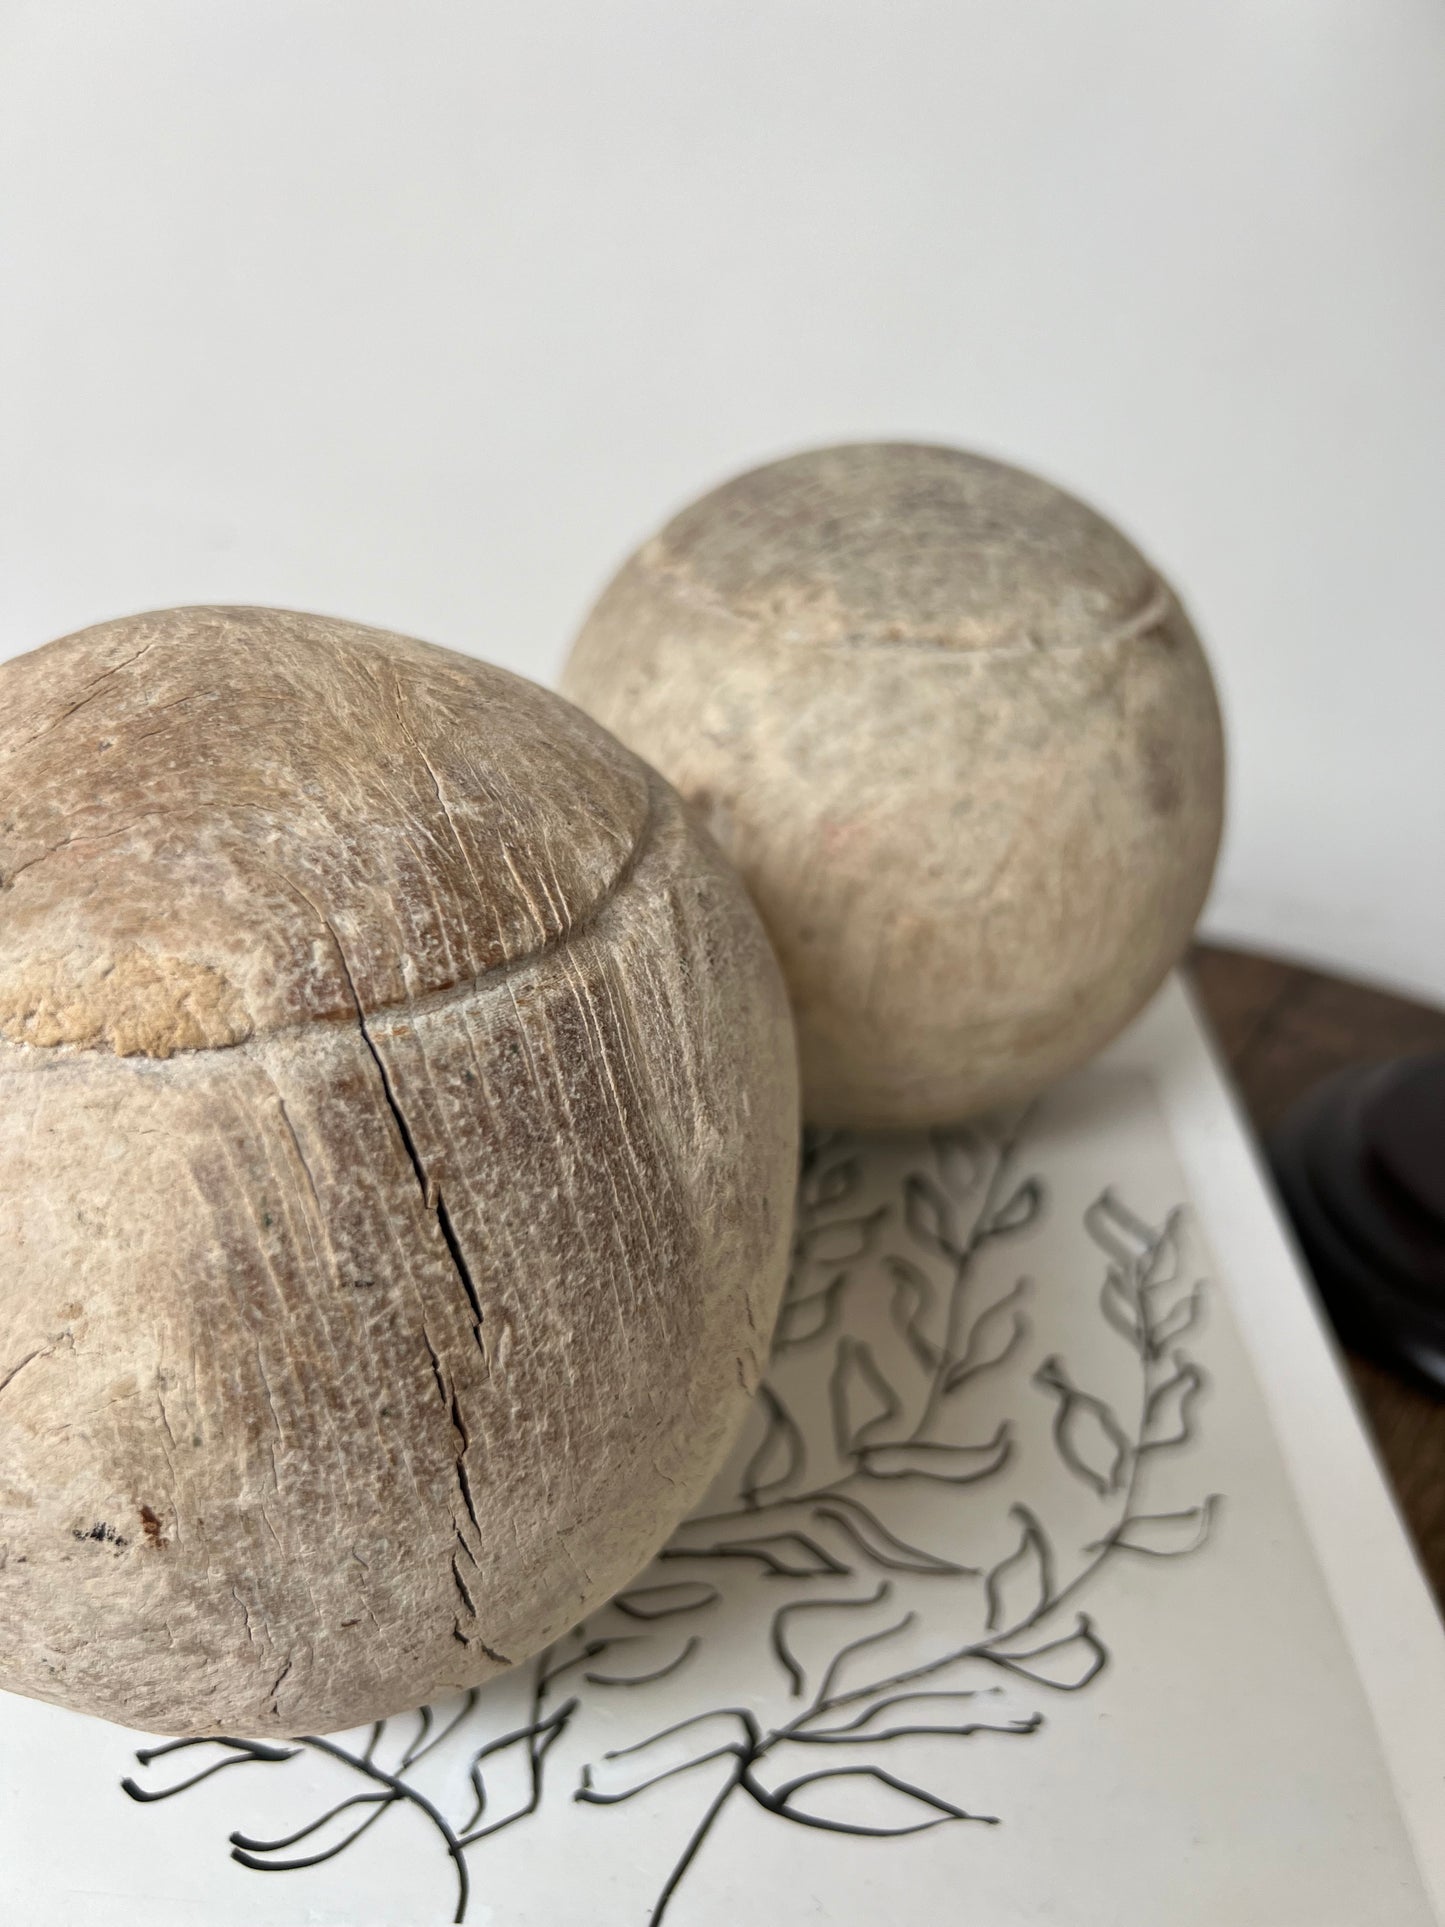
<box><xmin>562</xmin><ymin>443</ymin><xmax>1225</xmax><ymax>1126</ymax></box>
<box><xmin>0</xmin><ymin>607</ymin><xmax>798</xmax><ymax>1736</ymax></box>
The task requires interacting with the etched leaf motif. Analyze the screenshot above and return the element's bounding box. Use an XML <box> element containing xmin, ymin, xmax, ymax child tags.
<box><xmin>1033</xmin><ymin>1356</ymin><xmax>1132</xmax><ymax>1496</ymax></box>
<box><xmin>983</xmin><ymin>1615</ymin><xmax>1109</xmax><ymax>1691</ymax></box>
<box><xmin>770</xmin><ymin>1584</ymin><xmax>891</xmax><ymax>1698</ymax></box>
<box><xmin>792</xmin><ymin>1693</ymin><xmax>1042</xmax><ymax>1744</ymax></box>
<box><xmin>760</xmin><ymin>1765</ymin><xmax>993</xmax><ymax>1835</ymax></box>
<box><xmin>987</xmin><ymin>1178</ymin><xmax>1044</xmax><ymax>1239</ymax></box>
<box><xmin>1100</xmin><ymin>1268</ymin><xmax>1144</xmax><ymax>1350</ymax></box>
<box><xmin>829</xmin><ymin>1337</ymin><xmax>902</xmax><ymax>1456</ymax></box>
<box><xmin>583</xmin><ymin>1638</ymin><xmax>702</xmax><ymax>1687</ymax></box>
<box><xmin>1091</xmin><ymin>1497</ymin><xmax>1220</xmax><ymax>1559</ymax></box>
<box><xmin>576</xmin><ymin>1707</ymin><xmax>756</xmax><ymax>1805</ymax></box>
<box><xmin>802</xmin><ymin>1154</ymin><xmax>861</xmax><ymax>1214</ymax></box>
<box><xmin>122</xmin><ymin>1736</ymin><xmax>298</xmax><ymax>1804</ymax></box>
<box><xmin>663</xmin><ymin>1530</ymin><xmax>849</xmax><ymax>1579</ymax></box>
<box><xmin>933</xmin><ymin>1128</ymin><xmax>985</xmax><ymax>1199</ymax></box>
<box><xmin>942</xmin><ymin>1280</ymin><xmax>1030</xmax><ymax>1394</ymax></box>
<box><xmin>1085</xmin><ymin>1189</ymin><xmax>1154</xmax><ymax>1266</ymax></box>
<box><xmin>1142</xmin><ymin>1356</ymin><xmax>1205</xmax><ymax>1450</ymax></box>
<box><xmin>612</xmin><ymin>1581</ymin><xmax>719</xmax><ymax>1622</ymax></box>
<box><xmin>884</xmin><ymin>1255</ymin><xmax>940</xmax><ymax>1370</ymax></box>
<box><xmin>576</xmin><ymin>1745</ymin><xmax>739</xmax><ymax>1808</ymax></box>
<box><xmin>1139</xmin><ymin>1210</ymin><xmax>1183</xmax><ymax>1289</ymax></box>
<box><xmin>228</xmin><ymin>1792</ymin><xmax>396</xmax><ymax>1873</ymax></box>
<box><xmin>796</xmin><ymin>1207</ymin><xmax>886</xmax><ymax>1268</ymax></box>
<box><xmin>739</xmin><ymin>1385</ymin><xmax>806</xmax><ymax>1505</ymax></box>
<box><xmin>775</xmin><ymin>1275</ymin><xmax>847</xmax><ymax>1350</ymax></box>
<box><xmin>903</xmin><ymin>1172</ymin><xmax>962</xmax><ymax>1261</ymax></box>
<box><xmin>983</xmin><ymin>1506</ymin><xmax>1055</xmax><ymax>1632</ymax></box>
<box><xmin>127</xmin><ymin>1692</ymin><xmax>578</xmax><ymax>1921</ymax></box>
<box><xmin>440</xmin><ymin>1706</ymin><xmax>572</xmax><ymax>1845</ymax></box>
<box><xmin>856</xmin><ymin>1427</ymin><xmax>1012</xmax><ymax>1485</ymax></box>
<box><xmin>808</xmin><ymin>1605</ymin><xmax>917</xmax><ymax>1710</ymax></box>
<box><xmin>810</xmin><ymin>1496</ymin><xmax>975</xmax><ymax>1576</ymax></box>
<box><xmin>1151</xmin><ymin>1281</ymin><xmax>1204</xmax><ymax>1349</ymax></box>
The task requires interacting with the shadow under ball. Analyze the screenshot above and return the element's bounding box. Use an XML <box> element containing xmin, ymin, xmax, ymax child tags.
<box><xmin>0</xmin><ymin>607</ymin><xmax>798</xmax><ymax>1736</ymax></box>
<box><xmin>562</xmin><ymin>443</ymin><xmax>1226</xmax><ymax>1127</ymax></box>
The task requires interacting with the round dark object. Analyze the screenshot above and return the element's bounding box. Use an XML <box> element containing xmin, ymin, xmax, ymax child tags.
<box><xmin>1365</xmin><ymin>1050</ymin><xmax>1445</xmax><ymax>1227</ymax></box>
<box><xmin>1269</xmin><ymin>1054</ymin><xmax>1445</xmax><ymax>1392</ymax></box>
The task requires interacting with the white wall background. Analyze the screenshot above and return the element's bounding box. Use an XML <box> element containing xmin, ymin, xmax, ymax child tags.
<box><xmin>3</xmin><ymin>1</ymin><xmax>1442</xmax><ymax>999</ymax></box>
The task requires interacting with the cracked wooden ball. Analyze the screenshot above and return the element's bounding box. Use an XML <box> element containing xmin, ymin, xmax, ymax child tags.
<box><xmin>0</xmin><ymin>606</ymin><xmax>798</xmax><ymax>1737</ymax></box>
<box><xmin>562</xmin><ymin>443</ymin><xmax>1225</xmax><ymax>1126</ymax></box>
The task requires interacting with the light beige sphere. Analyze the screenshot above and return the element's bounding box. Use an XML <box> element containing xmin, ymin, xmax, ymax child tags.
<box><xmin>562</xmin><ymin>443</ymin><xmax>1225</xmax><ymax>1127</ymax></box>
<box><xmin>0</xmin><ymin>607</ymin><xmax>798</xmax><ymax>1736</ymax></box>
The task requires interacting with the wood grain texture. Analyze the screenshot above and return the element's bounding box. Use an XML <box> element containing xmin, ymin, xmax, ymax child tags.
<box><xmin>0</xmin><ymin>608</ymin><xmax>800</xmax><ymax>1737</ymax></box>
<box><xmin>1191</xmin><ymin>942</ymin><xmax>1445</xmax><ymax>1606</ymax></box>
<box><xmin>563</xmin><ymin>443</ymin><xmax>1225</xmax><ymax>1128</ymax></box>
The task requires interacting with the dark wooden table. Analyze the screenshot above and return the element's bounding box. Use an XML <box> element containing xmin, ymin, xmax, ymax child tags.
<box><xmin>1190</xmin><ymin>943</ymin><xmax>1445</xmax><ymax>1608</ymax></box>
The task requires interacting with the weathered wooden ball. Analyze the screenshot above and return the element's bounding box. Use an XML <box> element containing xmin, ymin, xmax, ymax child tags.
<box><xmin>0</xmin><ymin>607</ymin><xmax>798</xmax><ymax>1736</ymax></box>
<box><xmin>562</xmin><ymin>443</ymin><xmax>1225</xmax><ymax>1126</ymax></box>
